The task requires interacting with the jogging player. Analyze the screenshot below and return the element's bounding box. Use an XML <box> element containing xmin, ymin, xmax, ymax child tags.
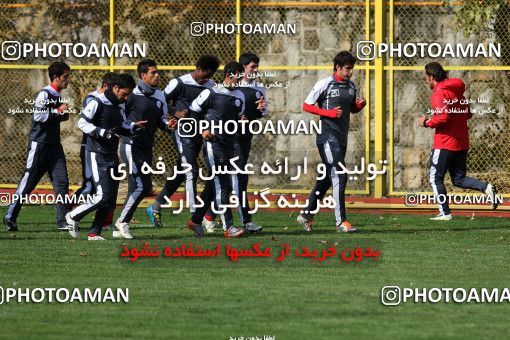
<box><xmin>145</xmin><ymin>55</ymin><xmax>220</xmax><ymax>227</ymax></box>
<box><xmin>73</xmin><ymin>72</ymin><xmax>115</xmax><ymax>202</ymax></box>
<box><xmin>4</xmin><ymin>62</ymin><xmax>71</xmax><ymax>232</ymax></box>
<box><xmin>114</xmin><ymin>59</ymin><xmax>171</xmax><ymax>238</ymax></box>
<box><xmin>418</xmin><ymin>62</ymin><xmax>498</xmax><ymax>220</ymax></box>
<box><xmin>66</xmin><ymin>73</ymin><xmax>146</xmax><ymax>240</ymax></box>
<box><xmin>187</xmin><ymin>61</ymin><xmax>265</xmax><ymax>238</ymax></box>
<box><xmin>296</xmin><ymin>51</ymin><xmax>366</xmax><ymax>233</ymax></box>
<box><xmin>202</xmin><ymin>52</ymin><xmax>267</xmax><ymax>234</ymax></box>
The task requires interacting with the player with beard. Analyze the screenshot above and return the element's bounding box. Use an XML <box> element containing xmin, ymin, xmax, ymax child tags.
<box><xmin>66</xmin><ymin>73</ymin><xmax>145</xmax><ymax>240</ymax></box>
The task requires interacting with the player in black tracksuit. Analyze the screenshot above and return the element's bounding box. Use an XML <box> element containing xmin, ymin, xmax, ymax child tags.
<box><xmin>73</xmin><ymin>72</ymin><xmax>114</xmax><ymax>202</ymax></box>
<box><xmin>187</xmin><ymin>62</ymin><xmax>264</xmax><ymax>238</ymax></box>
<box><xmin>202</xmin><ymin>53</ymin><xmax>267</xmax><ymax>234</ymax></box>
<box><xmin>66</xmin><ymin>73</ymin><xmax>143</xmax><ymax>240</ymax></box>
<box><xmin>115</xmin><ymin>60</ymin><xmax>170</xmax><ymax>238</ymax></box>
<box><xmin>4</xmin><ymin>62</ymin><xmax>71</xmax><ymax>232</ymax></box>
<box><xmin>145</xmin><ymin>55</ymin><xmax>220</xmax><ymax>227</ymax></box>
<box><xmin>297</xmin><ymin>51</ymin><xmax>366</xmax><ymax>233</ymax></box>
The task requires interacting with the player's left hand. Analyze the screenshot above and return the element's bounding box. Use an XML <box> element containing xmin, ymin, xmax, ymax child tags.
<box><xmin>58</xmin><ymin>104</ymin><xmax>69</xmax><ymax>121</ymax></box>
<box><xmin>356</xmin><ymin>97</ymin><xmax>367</xmax><ymax>107</ymax></box>
<box><xmin>256</xmin><ymin>96</ymin><xmax>266</xmax><ymax>111</ymax></box>
<box><xmin>167</xmin><ymin>117</ymin><xmax>178</xmax><ymax>130</ymax></box>
<box><xmin>131</xmin><ymin>120</ymin><xmax>147</xmax><ymax>136</ymax></box>
<box><xmin>59</xmin><ymin>103</ymin><xmax>69</xmax><ymax>112</ymax></box>
<box><xmin>418</xmin><ymin>115</ymin><xmax>428</xmax><ymax>127</ymax></box>
<box><xmin>202</xmin><ymin>130</ymin><xmax>215</xmax><ymax>141</ymax></box>
<box><xmin>134</xmin><ymin>120</ymin><xmax>147</xmax><ymax>127</ymax></box>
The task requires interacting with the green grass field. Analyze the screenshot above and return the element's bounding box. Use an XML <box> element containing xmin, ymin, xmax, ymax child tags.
<box><xmin>1</xmin><ymin>205</ymin><xmax>509</xmax><ymax>339</ymax></box>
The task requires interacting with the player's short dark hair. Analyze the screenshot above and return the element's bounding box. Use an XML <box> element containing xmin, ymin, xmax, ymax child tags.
<box><xmin>425</xmin><ymin>62</ymin><xmax>448</xmax><ymax>82</ymax></box>
<box><xmin>101</xmin><ymin>72</ymin><xmax>115</xmax><ymax>86</ymax></box>
<box><xmin>333</xmin><ymin>51</ymin><xmax>357</xmax><ymax>70</ymax></box>
<box><xmin>48</xmin><ymin>62</ymin><xmax>70</xmax><ymax>81</ymax></box>
<box><xmin>111</xmin><ymin>73</ymin><xmax>136</xmax><ymax>90</ymax></box>
<box><xmin>137</xmin><ymin>59</ymin><xmax>157</xmax><ymax>78</ymax></box>
<box><xmin>223</xmin><ymin>61</ymin><xmax>245</xmax><ymax>79</ymax></box>
<box><xmin>196</xmin><ymin>55</ymin><xmax>220</xmax><ymax>72</ymax></box>
<box><xmin>239</xmin><ymin>52</ymin><xmax>260</xmax><ymax>66</ymax></box>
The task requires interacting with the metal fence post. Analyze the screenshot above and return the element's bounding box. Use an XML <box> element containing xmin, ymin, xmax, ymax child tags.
<box><xmin>109</xmin><ymin>0</ymin><xmax>115</xmax><ymax>71</ymax></box>
<box><xmin>236</xmin><ymin>0</ymin><xmax>241</xmax><ymax>60</ymax></box>
<box><xmin>374</xmin><ymin>0</ymin><xmax>387</xmax><ymax>198</ymax></box>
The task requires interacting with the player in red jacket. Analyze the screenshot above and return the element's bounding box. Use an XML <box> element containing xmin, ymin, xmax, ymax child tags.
<box><xmin>418</xmin><ymin>62</ymin><xmax>498</xmax><ymax>220</ymax></box>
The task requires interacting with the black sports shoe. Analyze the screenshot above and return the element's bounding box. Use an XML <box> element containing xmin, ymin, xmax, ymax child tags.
<box><xmin>187</xmin><ymin>220</ymin><xmax>205</xmax><ymax>238</ymax></box>
<box><xmin>4</xmin><ymin>217</ymin><xmax>18</xmax><ymax>231</ymax></box>
<box><xmin>57</xmin><ymin>223</ymin><xmax>69</xmax><ymax>231</ymax></box>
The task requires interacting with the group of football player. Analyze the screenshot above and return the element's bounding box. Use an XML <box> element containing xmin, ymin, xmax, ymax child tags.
<box><xmin>5</xmin><ymin>54</ymin><xmax>273</xmax><ymax>240</ymax></box>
